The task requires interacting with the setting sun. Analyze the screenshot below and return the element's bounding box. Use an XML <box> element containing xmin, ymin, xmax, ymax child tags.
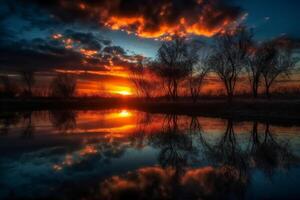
<box><xmin>115</xmin><ymin>90</ymin><xmax>132</xmax><ymax>96</ymax></box>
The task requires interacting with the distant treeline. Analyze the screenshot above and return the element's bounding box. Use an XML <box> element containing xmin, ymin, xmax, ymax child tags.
<box><xmin>0</xmin><ymin>72</ymin><xmax>77</xmax><ymax>98</ymax></box>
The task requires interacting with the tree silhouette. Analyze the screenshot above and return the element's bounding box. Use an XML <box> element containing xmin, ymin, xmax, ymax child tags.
<box><xmin>153</xmin><ymin>38</ymin><xmax>197</xmax><ymax>100</ymax></box>
<box><xmin>246</xmin><ymin>44</ymin><xmax>272</xmax><ymax>98</ymax></box>
<box><xmin>20</xmin><ymin>70</ymin><xmax>35</xmax><ymax>97</ymax></box>
<box><xmin>261</xmin><ymin>39</ymin><xmax>298</xmax><ymax>98</ymax></box>
<box><xmin>50</xmin><ymin>73</ymin><xmax>77</xmax><ymax>98</ymax></box>
<box><xmin>129</xmin><ymin>58</ymin><xmax>157</xmax><ymax>98</ymax></box>
<box><xmin>210</xmin><ymin>26</ymin><xmax>253</xmax><ymax>101</ymax></box>
<box><xmin>187</xmin><ymin>44</ymin><xmax>211</xmax><ymax>102</ymax></box>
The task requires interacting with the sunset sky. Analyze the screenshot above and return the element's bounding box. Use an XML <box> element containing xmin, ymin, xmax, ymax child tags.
<box><xmin>1</xmin><ymin>0</ymin><xmax>300</xmax><ymax>96</ymax></box>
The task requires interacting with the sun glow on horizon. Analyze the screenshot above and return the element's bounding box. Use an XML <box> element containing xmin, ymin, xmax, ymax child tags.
<box><xmin>115</xmin><ymin>90</ymin><xmax>132</xmax><ymax>96</ymax></box>
<box><xmin>111</xmin><ymin>88</ymin><xmax>133</xmax><ymax>96</ymax></box>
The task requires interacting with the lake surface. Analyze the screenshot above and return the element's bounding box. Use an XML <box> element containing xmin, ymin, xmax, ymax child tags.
<box><xmin>0</xmin><ymin>109</ymin><xmax>300</xmax><ymax>200</ymax></box>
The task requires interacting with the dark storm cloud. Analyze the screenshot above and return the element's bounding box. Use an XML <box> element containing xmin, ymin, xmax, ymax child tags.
<box><xmin>60</xmin><ymin>29</ymin><xmax>107</xmax><ymax>51</ymax></box>
<box><xmin>24</xmin><ymin>0</ymin><xmax>244</xmax><ymax>39</ymax></box>
<box><xmin>0</xmin><ymin>0</ymin><xmax>245</xmax><ymax>73</ymax></box>
<box><xmin>0</xmin><ymin>38</ymin><xmax>90</xmax><ymax>71</ymax></box>
<box><xmin>0</xmin><ymin>29</ymin><xmax>141</xmax><ymax>72</ymax></box>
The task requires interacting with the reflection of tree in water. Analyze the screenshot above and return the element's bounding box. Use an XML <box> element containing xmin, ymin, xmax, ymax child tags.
<box><xmin>249</xmin><ymin>122</ymin><xmax>298</xmax><ymax>178</ymax></box>
<box><xmin>49</xmin><ymin>110</ymin><xmax>77</xmax><ymax>133</ymax></box>
<box><xmin>20</xmin><ymin>111</ymin><xmax>35</xmax><ymax>139</ymax></box>
<box><xmin>189</xmin><ymin>116</ymin><xmax>202</xmax><ymax>135</ymax></box>
<box><xmin>199</xmin><ymin>120</ymin><xmax>249</xmax><ymax>181</ymax></box>
<box><xmin>128</xmin><ymin>112</ymin><xmax>153</xmax><ymax>149</ymax></box>
<box><xmin>0</xmin><ymin>111</ymin><xmax>35</xmax><ymax>138</ymax></box>
<box><xmin>38</xmin><ymin>115</ymin><xmax>300</xmax><ymax>200</ymax></box>
<box><xmin>149</xmin><ymin>114</ymin><xmax>199</xmax><ymax>181</ymax></box>
<box><xmin>195</xmin><ymin>119</ymin><xmax>299</xmax><ymax>196</ymax></box>
<box><xmin>191</xmin><ymin>117</ymin><xmax>249</xmax><ymax>199</ymax></box>
<box><xmin>0</xmin><ymin>112</ymin><xmax>20</xmax><ymax>135</ymax></box>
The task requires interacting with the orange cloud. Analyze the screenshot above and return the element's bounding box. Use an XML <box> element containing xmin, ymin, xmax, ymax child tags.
<box><xmin>34</xmin><ymin>0</ymin><xmax>244</xmax><ymax>40</ymax></box>
<box><xmin>102</xmin><ymin>1</ymin><xmax>242</xmax><ymax>40</ymax></box>
<box><xmin>98</xmin><ymin>166</ymin><xmax>247</xmax><ymax>200</ymax></box>
<box><xmin>52</xmin><ymin>33</ymin><xmax>63</xmax><ymax>39</ymax></box>
<box><xmin>80</xmin><ymin>48</ymin><xmax>98</xmax><ymax>57</ymax></box>
<box><xmin>104</xmin><ymin>14</ymin><xmax>233</xmax><ymax>40</ymax></box>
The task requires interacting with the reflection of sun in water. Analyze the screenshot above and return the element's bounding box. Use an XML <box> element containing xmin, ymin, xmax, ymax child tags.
<box><xmin>118</xmin><ymin>110</ymin><xmax>131</xmax><ymax>118</ymax></box>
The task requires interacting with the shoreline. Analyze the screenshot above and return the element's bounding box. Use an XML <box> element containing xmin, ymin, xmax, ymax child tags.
<box><xmin>1</xmin><ymin>97</ymin><xmax>300</xmax><ymax>125</ymax></box>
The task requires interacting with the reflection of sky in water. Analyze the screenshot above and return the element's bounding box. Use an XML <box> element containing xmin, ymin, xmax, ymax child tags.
<box><xmin>0</xmin><ymin>109</ymin><xmax>300</xmax><ymax>199</ymax></box>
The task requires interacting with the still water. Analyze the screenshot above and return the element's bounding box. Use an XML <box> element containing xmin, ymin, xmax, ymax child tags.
<box><xmin>0</xmin><ymin>109</ymin><xmax>300</xmax><ymax>200</ymax></box>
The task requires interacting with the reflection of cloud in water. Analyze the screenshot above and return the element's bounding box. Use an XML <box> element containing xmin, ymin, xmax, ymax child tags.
<box><xmin>99</xmin><ymin>166</ymin><xmax>247</xmax><ymax>200</ymax></box>
<box><xmin>51</xmin><ymin>142</ymin><xmax>128</xmax><ymax>172</ymax></box>
<box><xmin>1</xmin><ymin>110</ymin><xmax>300</xmax><ymax>199</ymax></box>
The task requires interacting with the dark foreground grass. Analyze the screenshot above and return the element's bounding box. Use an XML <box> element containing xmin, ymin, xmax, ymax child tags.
<box><xmin>1</xmin><ymin>97</ymin><xmax>300</xmax><ymax>125</ymax></box>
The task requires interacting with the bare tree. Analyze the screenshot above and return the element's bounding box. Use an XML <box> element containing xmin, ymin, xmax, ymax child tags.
<box><xmin>187</xmin><ymin>46</ymin><xmax>211</xmax><ymax>102</ymax></box>
<box><xmin>50</xmin><ymin>73</ymin><xmax>77</xmax><ymax>98</ymax></box>
<box><xmin>246</xmin><ymin>46</ymin><xmax>261</xmax><ymax>98</ymax></box>
<box><xmin>129</xmin><ymin>58</ymin><xmax>156</xmax><ymax>99</ymax></box>
<box><xmin>152</xmin><ymin>37</ymin><xmax>197</xmax><ymax>100</ymax></box>
<box><xmin>246</xmin><ymin>41</ymin><xmax>281</xmax><ymax>98</ymax></box>
<box><xmin>261</xmin><ymin>40</ymin><xmax>298</xmax><ymax>98</ymax></box>
<box><xmin>20</xmin><ymin>70</ymin><xmax>35</xmax><ymax>97</ymax></box>
<box><xmin>210</xmin><ymin>26</ymin><xmax>253</xmax><ymax>101</ymax></box>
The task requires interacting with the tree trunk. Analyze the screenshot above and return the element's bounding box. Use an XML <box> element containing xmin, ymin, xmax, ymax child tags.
<box><xmin>252</xmin><ymin>82</ymin><xmax>258</xmax><ymax>98</ymax></box>
<box><xmin>190</xmin><ymin>88</ymin><xmax>198</xmax><ymax>103</ymax></box>
<box><xmin>227</xmin><ymin>85</ymin><xmax>234</xmax><ymax>102</ymax></box>
<box><xmin>252</xmin><ymin>122</ymin><xmax>259</xmax><ymax>144</ymax></box>
<box><xmin>265</xmin><ymin>85</ymin><xmax>271</xmax><ymax>99</ymax></box>
<box><xmin>224</xmin><ymin>80</ymin><xmax>232</xmax><ymax>102</ymax></box>
<box><xmin>171</xmin><ymin>80</ymin><xmax>178</xmax><ymax>101</ymax></box>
